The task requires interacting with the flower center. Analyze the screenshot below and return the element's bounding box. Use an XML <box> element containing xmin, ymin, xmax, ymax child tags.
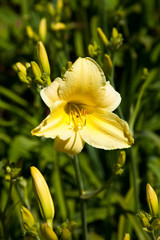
<box><xmin>68</xmin><ymin>104</ymin><xmax>86</xmax><ymax>131</ymax></box>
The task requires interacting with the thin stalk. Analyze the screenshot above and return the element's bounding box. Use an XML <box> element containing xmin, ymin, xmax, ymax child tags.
<box><xmin>72</xmin><ymin>155</ymin><xmax>88</xmax><ymax>240</ymax></box>
<box><xmin>130</xmin><ymin>147</ymin><xmax>139</xmax><ymax>212</ymax></box>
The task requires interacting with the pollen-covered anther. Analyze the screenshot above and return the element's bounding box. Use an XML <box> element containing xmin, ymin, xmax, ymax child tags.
<box><xmin>68</xmin><ymin>104</ymin><xmax>86</xmax><ymax>131</ymax></box>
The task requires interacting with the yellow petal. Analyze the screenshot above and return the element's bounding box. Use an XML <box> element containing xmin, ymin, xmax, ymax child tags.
<box><xmin>31</xmin><ymin>101</ymin><xmax>72</xmax><ymax>140</ymax></box>
<box><xmin>58</xmin><ymin>57</ymin><xmax>107</xmax><ymax>106</ymax></box>
<box><xmin>54</xmin><ymin>132</ymin><xmax>85</xmax><ymax>155</ymax></box>
<box><xmin>40</xmin><ymin>78</ymin><xmax>61</xmax><ymax>107</ymax></box>
<box><xmin>80</xmin><ymin>107</ymin><xmax>134</xmax><ymax>150</ymax></box>
<box><xmin>100</xmin><ymin>81</ymin><xmax>121</xmax><ymax>111</ymax></box>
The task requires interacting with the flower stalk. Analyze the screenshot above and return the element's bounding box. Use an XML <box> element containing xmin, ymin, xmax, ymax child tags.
<box><xmin>72</xmin><ymin>155</ymin><xmax>88</xmax><ymax>240</ymax></box>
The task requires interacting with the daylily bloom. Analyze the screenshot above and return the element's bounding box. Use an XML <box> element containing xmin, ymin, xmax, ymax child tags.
<box><xmin>32</xmin><ymin>57</ymin><xmax>134</xmax><ymax>155</ymax></box>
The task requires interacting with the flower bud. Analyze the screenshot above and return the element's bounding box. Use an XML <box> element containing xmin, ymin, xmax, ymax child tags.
<box><xmin>103</xmin><ymin>54</ymin><xmax>112</xmax><ymax>76</ymax></box>
<box><xmin>97</xmin><ymin>27</ymin><xmax>109</xmax><ymax>47</ymax></box>
<box><xmin>112</xmin><ymin>27</ymin><xmax>119</xmax><ymax>39</ymax></box>
<box><xmin>61</xmin><ymin>228</ymin><xmax>71</xmax><ymax>240</ymax></box>
<box><xmin>31</xmin><ymin>61</ymin><xmax>43</xmax><ymax>85</ymax></box>
<box><xmin>37</xmin><ymin>41</ymin><xmax>51</xmax><ymax>75</ymax></box>
<box><xmin>137</xmin><ymin>211</ymin><xmax>151</xmax><ymax>228</ymax></box>
<box><xmin>146</xmin><ymin>183</ymin><xmax>159</xmax><ymax>217</ymax></box>
<box><xmin>88</xmin><ymin>44</ymin><xmax>94</xmax><ymax>58</ymax></box>
<box><xmin>123</xmin><ymin>233</ymin><xmax>130</xmax><ymax>240</ymax></box>
<box><xmin>151</xmin><ymin>218</ymin><xmax>160</xmax><ymax>230</ymax></box>
<box><xmin>118</xmin><ymin>151</ymin><xmax>126</xmax><ymax>166</ymax></box>
<box><xmin>40</xmin><ymin>223</ymin><xmax>58</xmax><ymax>240</ymax></box>
<box><xmin>18</xmin><ymin>72</ymin><xmax>30</xmax><ymax>84</ymax></box>
<box><xmin>39</xmin><ymin>18</ymin><xmax>47</xmax><ymax>42</ymax></box>
<box><xmin>30</xmin><ymin>166</ymin><xmax>55</xmax><ymax>228</ymax></box>
<box><xmin>15</xmin><ymin>62</ymin><xmax>27</xmax><ymax>75</ymax></box>
<box><xmin>51</xmin><ymin>22</ymin><xmax>66</xmax><ymax>31</ymax></box>
<box><xmin>21</xmin><ymin>206</ymin><xmax>35</xmax><ymax>231</ymax></box>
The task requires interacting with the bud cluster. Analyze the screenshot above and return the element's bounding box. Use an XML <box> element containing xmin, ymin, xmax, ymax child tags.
<box><xmin>20</xmin><ymin>166</ymin><xmax>76</xmax><ymax>240</ymax></box>
<box><xmin>13</xmin><ymin>41</ymin><xmax>51</xmax><ymax>87</ymax></box>
<box><xmin>138</xmin><ymin>184</ymin><xmax>160</xmax><ymax>234</ymax></box>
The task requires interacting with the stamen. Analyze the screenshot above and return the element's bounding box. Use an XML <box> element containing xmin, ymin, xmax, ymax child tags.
<box><xmin>68</xmin><ymin>104</ymin><xmax>86</xmax><ymax>131</ymax></box>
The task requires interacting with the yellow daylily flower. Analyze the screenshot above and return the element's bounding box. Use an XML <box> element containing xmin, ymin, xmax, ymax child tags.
<box><xmin>32</xmin><ymin>57</ymin><xmax>134</xmax><ymax>155</ymax></box>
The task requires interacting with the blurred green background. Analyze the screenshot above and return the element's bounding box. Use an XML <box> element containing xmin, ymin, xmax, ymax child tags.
<box><xmin>0</xmin><ymin>0</ymin><xmax>160</xmax><ymax>239</ymax></box>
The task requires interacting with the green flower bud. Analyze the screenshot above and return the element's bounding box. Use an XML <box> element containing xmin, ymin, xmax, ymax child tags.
<box><xmin>146</xmin><ymin>183</ymin><xmax>159</xmax><ymax>217</ymax></box>
<box><xmin>61</xmin><ymin>228</ymin><xmax>71</xmax><ymax>240</ymax></box>
<box><xmin>51</xmin><ymin>22</ymin><xmax>66</xmax><ymax>31</ymax></box>
<box><xmin>88</xmin><ymin>44</ymin><xmax>95</xmax><ymax>58</ymax></box>
<box><xmin>31</xmin><ymin>61</ymin><xmax>43</xmax><ymax>85</ymax></box>
<box><xmin>40</xmin><ymin>223</ymin><xmax>58</xmax><ymax>240</ymax></box>
<box><xmin>103</xmin><ymin>54</ymin><xmax>112</xmax><ymax>76</ymax></box>
<box><xmin>118</xmin><ymin>151</ymin><xmax>126</xmax><ymax>166</ymax></box>
<box><xmin>18</xmin><ymin>72</ymin><xmax>30</xmax><ymax>84</ymax></box>
<box><xmin>37</xmin><ymin>41</ymin><xmax>51</xmax><ymax>75</ymax></box>
<box><xmin>39</xmin><ymin>18</ymin><xmax>47</xmax><ymax>42</ymax></box>
<box><xmin>137</xmin><ymin>211</ymin><xmax>151</xmax><ymax>228</ymax></box>
<box><xmin>112</xmin><ymin>28</ymin><xmax>118</xmax><ymax>39</ymax></box>
<box><xmin>123</xmin><ymin>233</ymin><xmax>130</xmax><ymax>240</ymax></box>
<box><xmin>30</xmin><ymin>166</ymin><xmax>55</xmax><ymax>228</ymax></box>
<box><xmin>151</xmin><ymin>218</ymin><xmax>160</xmax><ymax>230</ymax></box>
<box><xmin>21</xmin><ymin>206</ymin><xmax>35</xmax><ymax>231</ymax></box>
<box><xmin>15</xmin><ymin>62</ymin><xmax>27</xmax><ymax>75</ymax></box>
<box><xmin>97</xmin><ymin>27</ymin><xmax>109</xmax><ymax>47</ymax></box>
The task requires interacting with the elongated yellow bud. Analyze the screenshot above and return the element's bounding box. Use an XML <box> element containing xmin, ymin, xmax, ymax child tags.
<box><xmin>30</xmin><ymin>166</ymin><xmax>55</xmax><ymax>228</ymax></box>
<box><xmin>39</xmin><ymin>18</ymin><xmax>47</xmax><ymax>42</ymax></box>
<box><xmin>146</xmin><ymin>183</ymin><xmax>159</xmax><ymax>217</ymax></box>
<box><xmin>118</xmin><ymin>151</ymin><xmax>126</xmax><ymax>166</ymax></box>
<box><xmin>18</xmin><ymin>72</ymin><xmax>30</xmax><ymax>84</ymax></box>
<box><xmin>97</xmin><ymin>27</ymin><xmax>109</xmax><ymax>47</ymax></box>
<box><xmin>21</xmin><ymin>206</ymin><xmax>35</xmax><ymax>231</ymax></box>
<box><xmin>40</xmin><ymin>223</ymin><xmax>58</xmax><ymax>240</ymax></box>
<box><xmin>15</xmin><ymin>62</ymin><xmax>27</xmax><ymax>75</ymax></box>
<box><xmin>123</xmin><ymin>233</ymin><xmax>130</xmax><ymax>240</ymax></box>
<box><xmin>37</xmin><ymin>41</ymin><xmax>51</xmax><ymax>75</ymax></box>
<box><xmin>112</xmin><ymin>27</ymin><xmax>119</xmax><ymax>39</ymax></box>
<box><xmin>51</xmin><ymin>22</ymin><xmax>66</xmax><ymax>31</ymax></box>
<box><xmin>103</xmin><ymin>54</ymin><xmax>112</xmax><ymax>76</ymax></box>
<box><xmin>31</xmin><ymin>61</ymin><xmax>42</xmax><ymax>78</ymax></box>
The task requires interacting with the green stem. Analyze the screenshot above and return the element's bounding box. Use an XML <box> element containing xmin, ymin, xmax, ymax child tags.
<box><xmin>72</xmin><ymin>155</ymin><xmax>88</xmax><ymax>240</ymax></box>
<box><xmin>130</xmin><ymin>147</ymin><xmax>139</xmax><ymax>212</ymax></box>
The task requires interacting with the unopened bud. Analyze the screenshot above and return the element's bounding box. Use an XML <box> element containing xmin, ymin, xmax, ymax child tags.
<box><xmin>39</xmin><ymin>18</ymin><xmax>47</xmax><ymax>42</ymax></box>
<box><xmin>31</xmin><ymin>61</ymin><xmax>43</xmax><ymax>85</ymax></box>
<box><xmin>118</xmin><ymin>151</ymin><xmax>126</xmax><ymax>166</ymax></box>
<box><xmin>146</xmin><ymin>183</ymin><xmax>159</xmax><ymax>217</ymax></box>
<box><xmin>123</xmin><ymin>233</ymin><xmax>130</xmax><ymax>240</ymax></box>
<box><xmin>97</xmin><ymin>27</ymin><xmax>109</xmax><ymax>47</ymax></box>
<box><xmin>40</xmin><ymin>223</ymin><xmax>58</xmax><ymax>240</ymax></box>
<box><xmin>15</xmin><ymin>62</ymin><xmax>27</xmax><ymax>75</ymax></box>
<box><xmin>30</xmin><ymin>166</ymin><xmax>54</xmax><ymax>228</ymax></box>
<box><xmin>51</xmin><ymin>22</ymin><xmax>66</xmax><ymax>31</ymax></box>
<box><xmin>26</xmin><ymin>26</ymin><xmax>35</xmax><ymax>39</ymax></box>
<box><xmin>21</xmin><ymin>206</ymin><xmax>35</xmax><ymax>231</ymax></box>
<box><xmin>18</xmin><ymin>72</ymin><xmax>30</xmax><ymax>84</ymax></box>
<box><xmin>112</xmin><ymin>27</ymin><xmax>119</xmax><ymax>39</ymax></box>
<box><xmin>103</xmin><ymin>54</ymin><xmax>112</xmax><ymax>76</ymax></box>
<box><xmin>151</xmin><ymin>218</ymin><xmax>160</xmax><ymax>230</ymax></box>
<box><xmin>137</xmin><ymin>211</ymin><xmax>151</xmax><ymax>228</ymax></box>
<box><xmin>88</xmin><ymin>44</ymin><xmax>94</xmax><ymax>58</ymax></box>
<box><xmin>37</xmin><ymin>41</ymin><xmax>51</xmax><ymax>75</ymax></box>
<box><xmin>61</xmin><ymin>228</ymin><xmax>71</xmax><ymax>240</ymax></box>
